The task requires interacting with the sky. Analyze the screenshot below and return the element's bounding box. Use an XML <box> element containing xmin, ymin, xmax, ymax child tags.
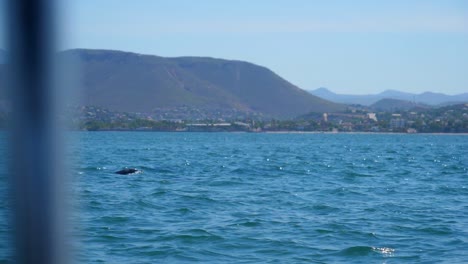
<box><xmin>2</xmin><ymin>0</ymin><xmax>468</xmax><ymax>94</ymax></box>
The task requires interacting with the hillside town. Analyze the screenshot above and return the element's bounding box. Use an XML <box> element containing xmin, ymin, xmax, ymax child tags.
<box><xmin>73</xmin><ymin>103</ymin><xmax>468</xmax><ymax>133</ymax></box>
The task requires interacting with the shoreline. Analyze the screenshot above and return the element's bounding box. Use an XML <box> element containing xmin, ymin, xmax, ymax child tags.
<box><xmin>72</xmin><ymin>130</ymin><xmax>468</xmax><ymax>135</ymax></box>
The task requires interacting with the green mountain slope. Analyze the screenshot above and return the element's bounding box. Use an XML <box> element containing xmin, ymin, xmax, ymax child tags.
<box><xmin>370</xmin><ymin>98</ymin><xmax>429</xmax><ymax>111</ymax></box>
<box><xmin>62</xmin><ymin>49</ymin><xmax>344</xmax><ymax>118</ymax></box>
<box><xmin>173</xmin><ymin>56</ymin><xmax>342</xmax><ymax>117</ymax></box>
<box><xmin>62</xmin><ymin>50</ymin><xmax>242</xmax><ymax>112</ymax></box>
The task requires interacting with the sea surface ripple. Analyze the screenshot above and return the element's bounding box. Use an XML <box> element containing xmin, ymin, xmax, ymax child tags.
<box><xmin>1</xmin><ymin>132</ymin><xmax>468</xmax><ymax>263</ymax></box>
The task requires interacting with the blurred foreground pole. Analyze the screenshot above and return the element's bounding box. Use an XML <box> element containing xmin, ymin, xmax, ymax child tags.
<box><xmin>7</xmin><ymin>0</ymin><xmax>66</xmax><ymax>263</ymax></box>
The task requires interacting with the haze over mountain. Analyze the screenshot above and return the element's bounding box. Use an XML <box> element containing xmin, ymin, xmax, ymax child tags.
<box><xmin>58</xmin><ymin>49</ymin><xmax>343</xmax><ymax>118</ymax></box>
<box><xmin>8</xmin><ymin>48</ymin><xmax>464</xmax><ymax>118</ymax></box>
<box><xmin>309</xmin><ymin>87</ymin><xmax>468</xmax><ymax>106</ymax></box>
<box><xmin>370</xmin><ymin>98</ymin><xmax>429</xmax><ymax>112</ymax></box>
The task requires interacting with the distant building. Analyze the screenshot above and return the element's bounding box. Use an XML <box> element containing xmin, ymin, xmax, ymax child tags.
<box><xmin>390</xmin><ymin>118</ymin><xmax>406</xmax><ymax>129</ymax></box>
<box><xmin>341</xmin><ymin>122</ymin><xmax>353</xmax><ymax>131</ymax></box>
<box><xmin>234</xmin><ymin>121</ymin><xmax>250</xmax><ymax>128</ymax></box>
<box><xmin>213</xmin><ymin>123</ymin><xmax>231</xmax><ymax>127</ymax></box>
<box><xmin>323</xmin><ymin>113</ymin><xmax>328</xmax><ymax>122</ymax></box>
<box><xmin>367</xmin><ymin>113</ymin><xmax>378</xmax><ymax>122</ymax></box>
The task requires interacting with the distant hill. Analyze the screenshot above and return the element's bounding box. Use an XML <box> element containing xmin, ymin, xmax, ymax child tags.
<box><xmin>58</xmin><ymin>49</ymin><xmax>344</xmax><ymax>118</ymax></box>
<box><xmin>309</xmin><ymin>87</ymin><xmax>468</xmax><ymax>106</ymax></box>
<box><xmin>370</xmin><ymin>98</ymin><xmax>429</xmax><ymax>111</ymax></box>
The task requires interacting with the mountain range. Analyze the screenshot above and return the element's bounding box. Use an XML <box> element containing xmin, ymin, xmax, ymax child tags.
<box><xmin>0</xmin><ymin>49</ymin><xmax>344</xmax><ymax>118</ymax></box>
<box><xmin>369</xmin><ymin>98</ymin><xmax>429</xmax><ymax>112</ymax></box>
<box><xmin>2</xmin><ymin>49</ymin><xmax>465</xmax><ymax>119</ymax></box>
<box><xmin>57</xmin><ymin>49</ymin><xmax>344</xmax><ymax>118</ymax></box>
<box><xmin>309</xmin><ymin>87</ymin><xmax>468</xmax><ymax>106</ymax></box>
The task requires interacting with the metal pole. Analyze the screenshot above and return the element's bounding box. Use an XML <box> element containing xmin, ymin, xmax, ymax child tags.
<box><xmin>7</xmin><ymin>0</ymin><xmax>66</xmax><ymax>263</ymax></box>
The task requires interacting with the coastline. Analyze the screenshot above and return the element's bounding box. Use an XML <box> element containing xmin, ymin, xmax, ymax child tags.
<box><xmin>72</xmin><ymin>130</ymin><xmax>468</xmax><ymax>135</ymax></box>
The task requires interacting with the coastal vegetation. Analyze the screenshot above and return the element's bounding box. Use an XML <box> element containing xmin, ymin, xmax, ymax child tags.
<box><xmin>0</xmin><ymin>49</ymin><xmax>466</xmax><ymax>133</ymax></box>
<box><xmin>72</xmin><ymin>104</ymin><xmax>468</xmax><ymax>133</ymax></box>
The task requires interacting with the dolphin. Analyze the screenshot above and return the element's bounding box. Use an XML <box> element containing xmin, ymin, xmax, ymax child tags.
<box><xmin>115</xmin><ymin>168</ymin><xmax>140</xmax><ymax>175</ymax></box>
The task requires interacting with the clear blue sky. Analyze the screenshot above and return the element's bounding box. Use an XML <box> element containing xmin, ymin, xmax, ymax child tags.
<box><xmin>2</xmin><ymin>0</ymin><xmax>468</xmax><ymax>94</ymax></box>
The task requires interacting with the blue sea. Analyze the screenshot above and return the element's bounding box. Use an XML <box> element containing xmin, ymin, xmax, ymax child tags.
<box><xmin>1</xmin><ymin>132</ymin><xmax>468</xmax><ymax>263</ymax></box>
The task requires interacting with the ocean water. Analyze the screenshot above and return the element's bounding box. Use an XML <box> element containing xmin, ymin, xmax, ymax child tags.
<box><xmin>1</xmin><ymin>132</ymin><xmax>468</xmax><ymax>263</ymax></box>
